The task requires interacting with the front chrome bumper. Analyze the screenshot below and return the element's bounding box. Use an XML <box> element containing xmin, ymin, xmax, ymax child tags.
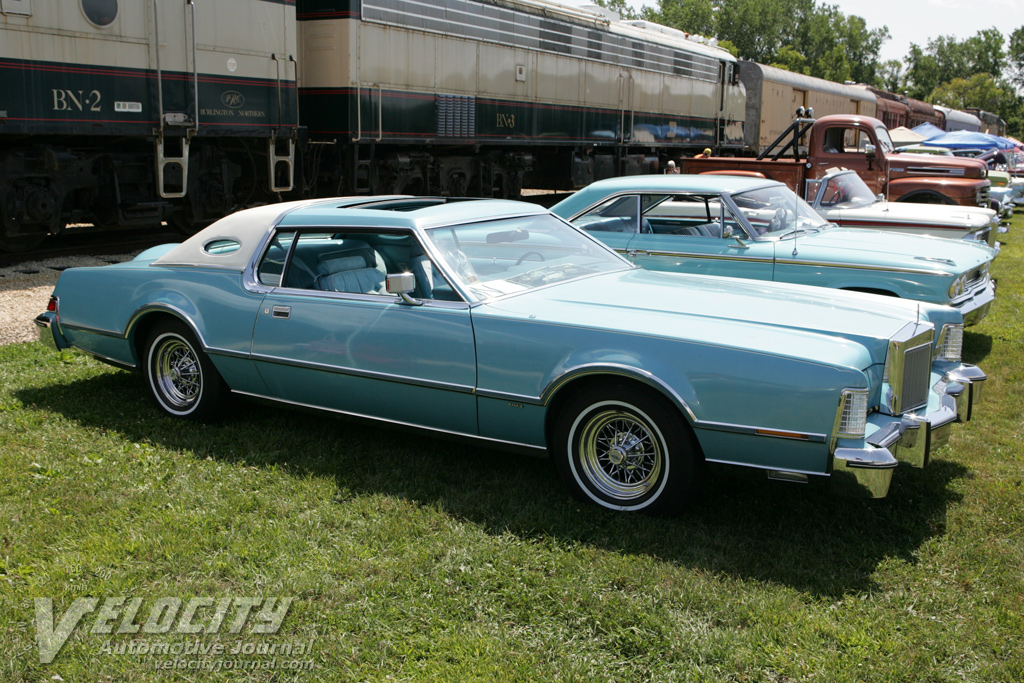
<box><xmin>830</xmin><ymin>362</ymin><xmax>986</xmax><ymax>497</ymax></box>
<box><xmin>884</xmin><ymin>363</ymin><xmax>985</xmax><ymax>469</ymax></box>
<box><xmin>956</xmin><ymin>280</ymin><xmax>996</xmax><ymax>326</ymax></box>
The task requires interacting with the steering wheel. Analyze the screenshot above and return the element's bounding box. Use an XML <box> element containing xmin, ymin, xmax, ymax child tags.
<box><xmin>515</xmin><ymin>251</ymin><xmax>546</xmax><ymax>266</ymax></box>
<box><xmin>767</xmin><ymin>208</ymin><xmax>787</xmax><ymax>233</ymax></box>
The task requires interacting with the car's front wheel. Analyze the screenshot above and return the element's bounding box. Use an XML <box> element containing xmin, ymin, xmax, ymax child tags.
<box><xmin>144</xmin><ymin>319</ymin><xmax>229</xmax><ymax>421</ymax></box>
<box><xmin>553</xmin><ymin>383</ymin><xmax>701</xmax><ymax>514</ymax></box>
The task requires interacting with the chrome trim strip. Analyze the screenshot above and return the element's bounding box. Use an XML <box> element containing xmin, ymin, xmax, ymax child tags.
<box><xmin>703</xmin><ymin>459</ymin><xmax>826</xmax><ymax>477</ymax></box>
<box><xmin>630</xmin><ymin>249</ymin><xmax>774</xmax><ymax>264</ymax></box>
<box><xmin>774</xmin><ymin>258</ymin><xmax>948</xmax><ymax>276</ymax></box>
<box><xmin>124</xmin><ymin>303</ymin><xmax>210</xmax><ymax>349</ymax></box>
<box><xmin>536</xmin><ymin>363</ymin><xmax>698</xmax><ymax>421</ymax></box>
<box><xmin>230</xmin><ymin>390</ymin><xmax>547</xmax><ymax>452</ymax></box>
<box><xmin>250</xmin><ymin>352</ymin><xmax>477</xmax><ymax>394</ymax></box>
<box><xmin>695</xmin><ymin>419</ymin><xmax>827</xmax><ymax>443</ymax></box>
<box><xmin>206</xmin><ymin>347</ymin><xmax>250</xmax><ymax>361</ymax></box>
<box><xmin>58</xmin><ymin>321</ymin><xmax>124</xmax><ymax>339</ymax></box>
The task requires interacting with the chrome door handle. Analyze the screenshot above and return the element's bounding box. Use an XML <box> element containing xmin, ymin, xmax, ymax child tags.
<box><xmin>271</xmin><ymin>305</ymin><xmax>291</xmax><ymax>319</ymax></box>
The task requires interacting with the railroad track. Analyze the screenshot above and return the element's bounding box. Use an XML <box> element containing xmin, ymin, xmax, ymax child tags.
<box><xmin>0</xmin><ymin>225</ymin><xmax>181</xmax><ymax>268</ymax></box>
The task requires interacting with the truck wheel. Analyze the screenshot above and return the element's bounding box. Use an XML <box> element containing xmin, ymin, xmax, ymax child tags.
<box><xmin>553</xmin><ymin>383</ymin><xmax>701</xmax><ymax>515</ymax></box>
<box><xmin>144</xmin><ymin>320</ymin><xmax>230</xmax><ymax>421</ymax></box>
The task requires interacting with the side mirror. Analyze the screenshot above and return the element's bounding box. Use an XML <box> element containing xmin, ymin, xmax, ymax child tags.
<box><xmin>864</xmin><ymin>143</ymin><xmax>876</xmax><ymax>158</ymax></box>
<box><xmin>722</xmin><ymin>224</ymin><xmax>734</xmax><ymax>238</ymax></box>
<box><xmin>386</xmin><ymin>272</ymin><xmax>421</xmax><ymax>305</ymax></box>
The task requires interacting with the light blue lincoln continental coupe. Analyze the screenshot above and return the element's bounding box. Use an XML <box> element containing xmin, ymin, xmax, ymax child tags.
<box><xmin>36</xmin><ymin>197</ymin><xmax>986</xmax><ymax>513</ymax></box>
<box><xmin>550</xmin><ymin>175</ymin><xmax>997</xmax><ymax>325</ymax></box>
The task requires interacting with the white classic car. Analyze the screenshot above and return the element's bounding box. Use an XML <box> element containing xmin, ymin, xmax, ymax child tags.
<box><xmin>805</xmin><ymin>170</ymin><xmax>1001</xmax><ymax>248</ymax></box>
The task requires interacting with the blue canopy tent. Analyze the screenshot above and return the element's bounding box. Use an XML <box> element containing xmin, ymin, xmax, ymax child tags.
<box><xmin>911</xmin><ymin>122</ymin><xmax>945</xmax><ymax>139</ymax></box>
<box><xmin>919</xmin><ymin>129</ymin><xmax>1016</xmax><ymax>150</ymax></box>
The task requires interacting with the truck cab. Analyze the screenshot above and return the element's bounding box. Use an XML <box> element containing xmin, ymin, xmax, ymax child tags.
<box><xmin>808</xmin><ymin>115</ymin><xmax>990</xmax><ymax>208</ymax></box>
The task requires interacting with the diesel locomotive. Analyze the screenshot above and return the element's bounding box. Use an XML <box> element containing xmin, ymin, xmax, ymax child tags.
<box><xmin>1</xmin><ymin>0</ymin><xmax>747</xmax><ymax>250</ymax></box>
<box><xmin>0</xmin><ymin>0</ymin><xmax>997</xmax><ymax>252</ymax></box>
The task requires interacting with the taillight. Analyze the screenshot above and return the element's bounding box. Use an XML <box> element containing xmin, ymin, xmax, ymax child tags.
<box><xmin>47</xmin><ymin>296</ymin><xmax>58</xmax><ymax>313</ymax></box>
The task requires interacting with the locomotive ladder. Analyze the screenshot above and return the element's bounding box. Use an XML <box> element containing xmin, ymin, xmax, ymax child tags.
<box><xmin>269</xmin><ymin>53</ymin><xmax>297</xmax><ymax>193</ymax></box>
<box><xmin>151</xmin><ymin>0</ymin><xmax>199</xmax><ymax>199</ymax></box>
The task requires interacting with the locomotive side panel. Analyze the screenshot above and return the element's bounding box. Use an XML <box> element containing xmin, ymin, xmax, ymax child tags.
<box><xmin>0</xmin><ymin>0</ymin><xmax>297</xmax><ymax>250</ymax></box>
<box><xmin>296</xmin><ymin>0</ymin><xmax>743</xmax><ymax>196</ymax></box>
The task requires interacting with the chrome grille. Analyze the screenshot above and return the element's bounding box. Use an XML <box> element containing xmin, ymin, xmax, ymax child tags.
<box><xmin>977</xmin><ymin>185</ymin><xmax>990</xmax><ymax>208</ymax></box>
<box><xmin>900</xmin><ymin>342</ymin><xmax>932</xmax><ymax>412</ymax></box>
<box><xmin>964</xmin><ymin>264</ymin><xmax>989</xmax><ymax>291</ymax></box>
<box><xmin>883</xmin><ymin>322</ymin><xmax>935</xmax><ymax>416</ymax></box>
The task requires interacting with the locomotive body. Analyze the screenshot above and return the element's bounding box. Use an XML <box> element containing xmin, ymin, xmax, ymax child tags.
<box><xmin>296</xmin><ymin>0</ymin><xmax>746</xmax><ymax>197</ymax></box>
<box><xmin>0</xmin><ymin>0</ymin><xmax>297</xmax><ymax>249</ymax></box>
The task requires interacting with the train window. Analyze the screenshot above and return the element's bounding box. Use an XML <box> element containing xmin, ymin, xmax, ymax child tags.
<box><xmin>82</xmin><ymin>0</ymin><xmax>117</xmax><ymax>27</ymax></box>
<box><xmin>1</xmin><ymin>0</ymin><xmax>32</xmax><ymax>16</ymax></box>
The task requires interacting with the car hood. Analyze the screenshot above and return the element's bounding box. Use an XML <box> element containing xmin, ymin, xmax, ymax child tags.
<box><xmin>784</xmin><ymin>227</ymin><xmax>995</xmax><ymax>272</ymax></box>
<box><xmin>826</xmin><ymin>202</ymin><xmax>996</xmax><ymax>229</ymax></box>
<box><xmin>478</xmin><ymin>269</ymin><xmax>956</xmax><ymax>370</ymax></box>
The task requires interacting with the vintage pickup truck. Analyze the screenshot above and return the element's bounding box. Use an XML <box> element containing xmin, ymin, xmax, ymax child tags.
<box><xmin>678</xmin><ymin>114</ymin><xmax>991</xmax><ymax>209</ymax></box>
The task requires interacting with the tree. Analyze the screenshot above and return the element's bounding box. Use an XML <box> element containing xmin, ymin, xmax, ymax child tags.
<box><xmin>878</xmin><ymin>60</ymin><xmax>907</xmax><ymax>94</ymax></box>
<box><xmin>928</xmin><ymin>74</ymin><xmax>1007</xmax><ymax>112</ymax></box>
<box><xmin>646</xmin><ymin>0</ymin><xmax>717</xmax><ymax>37</ymax></box>
<box><xmin>1010</xmin><ymin>26</ymin><xmax>1024</xmax><ymax>92</ymax></box>
<box><xmin>906</xmin><ymin>29</ymin><xmax>1006</xmax><ymax>99</ymax></box>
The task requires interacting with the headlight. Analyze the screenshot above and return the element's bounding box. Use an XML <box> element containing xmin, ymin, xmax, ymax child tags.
<box><xmin>948</xmin><ymin>273</ymin><xmax>967</xmax><ymax>299</ymax></box>
<box><xmin>834</xmin><ymin>389</ymin><xmax>869</xmax><ymax>439</ymax></box>
<box><xmin>935</xmin><ymin>323</ymin><xmax>964</xmax><ymax>362</ymax></box>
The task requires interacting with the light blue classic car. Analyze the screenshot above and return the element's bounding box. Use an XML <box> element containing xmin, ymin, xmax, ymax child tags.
<box><xmin>36</xmin><ymin>197</ymin><xmax>986</xmax><ymax>512</ymax></box>
<box><xmin>550</xmin><ymin>175</ymin><xmax>997</xmax><ymax>325</ymax></box>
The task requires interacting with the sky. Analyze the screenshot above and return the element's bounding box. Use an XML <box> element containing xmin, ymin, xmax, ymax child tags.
<box><xmin>623</xmin><ymin>0</ymin><xmax>1024</xmax><ymax>64</ymax></box>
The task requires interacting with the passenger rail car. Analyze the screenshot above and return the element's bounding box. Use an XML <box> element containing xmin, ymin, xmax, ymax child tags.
<box><xmin>737</xmin><ymin>62</ymin><xmax>876</xmax><ymax>154</ymax></box>
<box><xmin>296</xmin><ymin>0</ymin><xmax>746</xmax><ymax>197</ymax></box>
<box><xmin>0</xmin><ymin>0</ymin><xmax>298</xmax><ymax>250</ymax></box>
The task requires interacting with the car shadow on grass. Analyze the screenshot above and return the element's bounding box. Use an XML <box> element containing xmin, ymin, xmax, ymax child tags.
<box><xmin>19</xmin><ymin>369</ymin><xmax>969</xmax><ymax>599</ymax></box>
<box><xmin>963</xmin><ymin>330</ymin><xmax>992</xmax><ymax>365</ymax></box>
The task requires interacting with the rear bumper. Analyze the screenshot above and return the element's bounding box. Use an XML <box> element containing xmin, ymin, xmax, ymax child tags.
<box><xmin>34</xmin><ymin>311</ymin><xmax>71</xmax><ymax>351</ymax></box>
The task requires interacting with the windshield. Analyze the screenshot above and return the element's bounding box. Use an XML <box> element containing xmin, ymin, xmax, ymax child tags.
<box><xmin>875</xmin><ymin>125</ymin><xmax>895</xmax><ymax>153</ymax></box>
<box><xmin>818</xmin><ymin>173</ymin><xmax>878</xmax><ymax>209</ymax></box>
<box><xmin>730</xmin><ymin>185</ymin><xmax>831</xmax><ymax>237</ymax></box>
<box><xmin>424</xmin><ymin>213</ymin><xmax>629</xmax><ymax>301</ymax></box>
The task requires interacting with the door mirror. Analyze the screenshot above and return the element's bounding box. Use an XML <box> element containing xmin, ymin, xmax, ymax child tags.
<box><xmin>386</xmin><ymin>272</ymin><xmax>416</xmax><ymax>294</ymax></box>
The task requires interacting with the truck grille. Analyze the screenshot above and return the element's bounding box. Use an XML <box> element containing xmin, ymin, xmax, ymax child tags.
<box><xmin>977</xmin><ymin>185</ymin><xmax>990</xmax><ymax>208</ymax></box>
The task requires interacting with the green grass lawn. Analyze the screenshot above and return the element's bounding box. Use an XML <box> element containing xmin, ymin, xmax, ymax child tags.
<box><xmin>1</xmin><ymin>212</ymin><xmax>1022</xmax><ymax>682</ymax></box>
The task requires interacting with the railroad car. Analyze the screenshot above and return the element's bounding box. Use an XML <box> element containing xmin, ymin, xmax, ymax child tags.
<box><xmin>295</xmin><ymin>0</ymin><xmax>746</xmax><ymax>197</ymax></box>
<box><xmin>862</xmin><ymin>86</ymin><xmax>909</xmax><ymax>130</ymax></box>
<box><xmin>0</xmin><ymin>0</ymin><xmax>298</xmax><ymax>250</ymax></box>
<box><xmin>907</xmin><ymin>97</ymin><xmax>943</xmax><ymax>129</ymax></box>
<box><xmin>965</xmin><ymin>109</ymin><xmax>1007</xmax><ymax>137</ymax></box>
<box><xmin>737</xmin><ymin>62</ymin><xmax>876</xmax><ymax>154</ymax></box>
<box><xmin>935</xmin><ymin>105</ymin><xmax>982</xmax><ymax>133</ymax></box>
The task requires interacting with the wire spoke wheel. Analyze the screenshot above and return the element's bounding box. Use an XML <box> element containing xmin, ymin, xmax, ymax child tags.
<box><xmin>153</xmin><ymin>337</ymin><xmax>203</xmax><ymax>410</ymax></box>
<box><xmin>144</xmin><ymin>320</ymin><xmax>230</xmax><ymax>421</ymax></box>
<box><xmin>554</xmin><ymin>383</ymin><xmax>701</xmax><ymax>515</ymax></box>
<box><xmin>577</xmin><ymin>409</ymin><xmax>663</xmax><ymax>502</ymax></box>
